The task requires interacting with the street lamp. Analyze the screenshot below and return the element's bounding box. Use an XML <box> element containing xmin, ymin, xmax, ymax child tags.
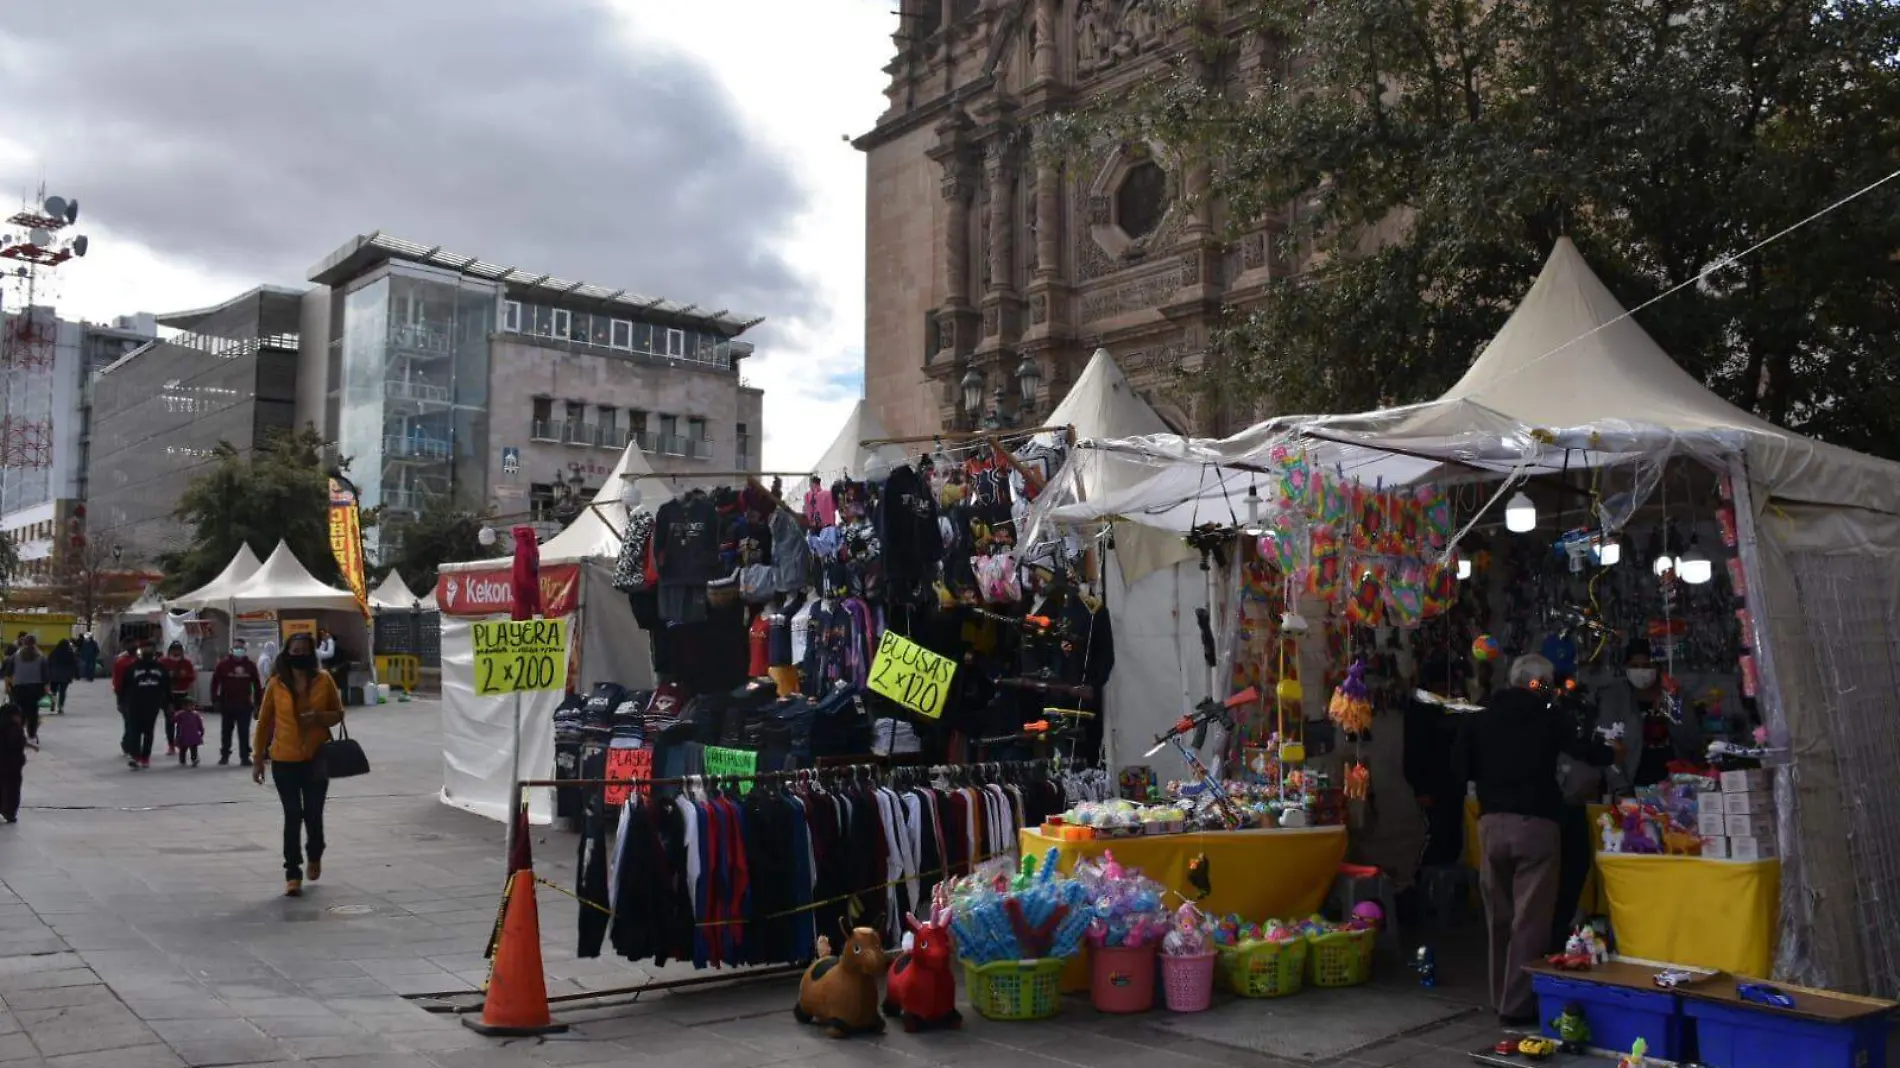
<box><xmin>1015</xmin><ymin>355</ymin><xmax>1042</xmax><ymax>411</ymax></box>
<box><xmin>960</xmin><ymin>368</ymin><xmax>985</xmax><ymax>417</ymax></box>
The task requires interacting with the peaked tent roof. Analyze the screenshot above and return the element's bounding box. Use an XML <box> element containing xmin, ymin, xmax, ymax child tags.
<box><xmin>536</xmin><ymin>436</ymin><xmax>676</xmax><ymax>565</ymax></box>
<box><xmin>169</xmin><ymin>543</ymin><xmax>265</xmax><ymax>611</ymax></box>
<box><xmin>1044</xmin><ymin>349</ymin><xmax>1198</xmax><ymax>582</ymax></box>
<box><xmin>369</xmin><ymin>571</ymin><xmax>434</xmax><ymax>612</ymax></box>
<box><xmin>122</xmin><ymin>583</ymin><xmax>167</xmax><ymax>619</ymax></box>
<box><xmin>804</xmin><ymin>401</ymin><xmax>908</xmax><ymax>490</ymax></box>
<box><xmin>223</xmin><ymin>541</ymin><xmax>362</xmax><ymax>612</ymax></box>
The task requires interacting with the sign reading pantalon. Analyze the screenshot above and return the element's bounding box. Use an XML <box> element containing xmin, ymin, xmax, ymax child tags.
<box><xmin>470</xmin><ymin>618</ymin><xmax>569</xmax><ymax>696</ymax></box>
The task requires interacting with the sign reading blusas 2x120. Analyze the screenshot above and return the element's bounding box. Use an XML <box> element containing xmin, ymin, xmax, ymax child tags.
<box><xmin>867</xmin><ymin>630</ymin><xmax>955</xmax><ymax>719</ymax></box>
<box><xmin>471</xmin><ymin>618</ymin><xmax>569</xmax><ymax>696</ymax></box>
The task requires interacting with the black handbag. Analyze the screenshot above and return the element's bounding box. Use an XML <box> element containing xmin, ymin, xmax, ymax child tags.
<box><xmin>315</xmin><ymin>720</ymin><xmax>370</xmax><ymax>780</ymax></box>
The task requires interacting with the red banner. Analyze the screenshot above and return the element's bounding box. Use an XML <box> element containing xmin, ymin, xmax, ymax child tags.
<box><xmin>435</xmin><ymin>563</ymin><xmax>581</xmax><ymax>618</ymax></box>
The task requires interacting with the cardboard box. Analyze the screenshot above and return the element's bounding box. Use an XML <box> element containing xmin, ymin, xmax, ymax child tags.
<box><xmin>1725</xmin><ymin>813</ymin><xmax>1774</xmax><ymax>839</ymax></box>
<box><xmin>1721</xmin><ymin>768</ymin><xmax>1769</xmax><ymax>793</ymax></box>
<box><xmin>1697</xmin><ymin>810</ymin><xmax>1731</xmax><ymax>836</ymax></box>
<box><xmin>1722</xmin><ymin>790</ymin><xmax>1773</xmax><ymax>815</ymax></box>
<box><xmin>1730</xmin><ymin>835</ymin><xmax>1778</xmax><ymax>861</ymax></box>
<box><xmin>1697</xmin><ymin>793</ymin><xmax>1728</xmax><ymax>817</ymax></box>
<box><xmin>1702</xmin><ymin>835</ymin><xmax>1732</xmax><ymax>858</ymax></box>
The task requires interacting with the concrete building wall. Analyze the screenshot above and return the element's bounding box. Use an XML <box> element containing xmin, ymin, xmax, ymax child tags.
<box><xmin>296</xmin><ymin>286</ymin><xmax>331</xmax><ymax>434</ymax></box>
<box><xmin>863</xmin><ymin>122</ymin><xmax>944</xmax><ymax>442</ymax></box>
<box><xmin>485</xmin><ymin>334</ymin><xmax>760</xmax><ymax>514</ymax></box>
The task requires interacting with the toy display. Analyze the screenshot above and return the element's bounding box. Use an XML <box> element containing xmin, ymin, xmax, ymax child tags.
<box><xmin>1550</xmin><ymin>1002</ymin><xmax>1591</xmax><ymax>1052</ymax></box>
<box><xmin>1517</xmin><ymin>1035</ymin><xmax>1559</xmax><ymax>1059</ymax></box>
<box><xmin>1077</xmin><ymin>851</ymin><xmax>1169</xmax><ymax>950</ymax></box>
<box><xmin>794</xmin><ymin>926</ymin><xmax>889</xmax><ymax>1039</ymax></box>
<box><xmin>882</xmin><ymin>909</ymin><xmax>961</xmax><ymax>1032</ymax></box>
<box><xmin>943</xmin><ymin>851</ymin><xmax>1093</xmax><ymax>965</ymax></box>
<box><xmin>1327</xmin><ymin>658</ymin><xmax>1374</xmax><ymax>739</ymax></box>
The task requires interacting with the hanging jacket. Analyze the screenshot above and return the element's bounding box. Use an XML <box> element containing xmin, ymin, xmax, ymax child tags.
<box><xmin>874</xmin><ymin>464</ymin><xmax>941</xmax><ymax>606</ymax></box>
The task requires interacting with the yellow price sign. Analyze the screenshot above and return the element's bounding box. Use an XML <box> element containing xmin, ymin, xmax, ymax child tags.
<box><xmin>472</xmin><ymin>618</ymin><xmax>569</xmax><ymax>696</ymax></box>
<box><xmin>867</xmin><ymin>630</ymin><xmax>956</xmax><ymax>719</ymax></box>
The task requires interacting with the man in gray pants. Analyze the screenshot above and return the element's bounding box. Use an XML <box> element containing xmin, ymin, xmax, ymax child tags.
<box><xmin>1458</xmin><ymin>653</ymin><xmax>1622</xmax><ymax>1025</ymax></box>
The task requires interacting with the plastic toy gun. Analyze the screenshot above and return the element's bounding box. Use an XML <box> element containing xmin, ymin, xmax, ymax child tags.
<box><xmin>1141</xmin><ymin>687</ymin><xmax>1257</xmax><ymax>830</ymax></box>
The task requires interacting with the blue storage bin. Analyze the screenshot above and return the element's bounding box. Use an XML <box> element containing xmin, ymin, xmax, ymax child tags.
<box><xmin>1533</xmin><ymin>973</ymin><xmax>1684</xmax><ymax>1061</ymax></box>
<box><xmin>1685</xmin><ymin>997</ymin><xmax>1889</xmax><ymax>1068</ymax></box>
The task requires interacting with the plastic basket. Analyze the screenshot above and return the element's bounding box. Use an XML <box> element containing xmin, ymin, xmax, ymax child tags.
<box><xmin>1090</xmin><ymin>943</ymin><xmax>1157</xmax><ymax>1014</ymax></box>
<box><xmin>1217</xmin><ymin>938</ymin><xmax>1307</xmax><ymax>998</ymax></box>
<box><xmin>961</xmin><ymin>958</ymin><xmax>1067</xmax><ymax>1021</ymax></box>
<box><xmin>1305</xmin><ymin>928</ymin><xmax>1376</xmax><ymax>988</ymax></box>
<box><xmin>1160</xmin><ymin>952</ymin><xmax>1217</xmax><ymax>1012</ymax></box>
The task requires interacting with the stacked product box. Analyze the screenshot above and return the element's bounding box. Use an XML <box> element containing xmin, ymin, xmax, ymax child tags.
<box><xmin>1699</xmin><ymin>768</ymin><xmax>1776</xmax><ymax>860</ymax></box>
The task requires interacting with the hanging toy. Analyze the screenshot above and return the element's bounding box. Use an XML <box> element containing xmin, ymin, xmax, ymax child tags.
<box><xmin>1187</xmin><ymin>852</ymin><xmax>1213</xmax><ymax>900</ymax></box>
<box><xmin>1472</xmin><ymin>634</ymin><xmax>1501</xmax><ymax>662</ymax></box>
<box><xmin>1328</xmin><ymin>659</ymin><xmax>1375</xmax><ymax>740</ymax></box>
<box><xmin>1344</xmin><ymin>761</ymin><xmax>1370</xmax><ymax>800</ymax></box>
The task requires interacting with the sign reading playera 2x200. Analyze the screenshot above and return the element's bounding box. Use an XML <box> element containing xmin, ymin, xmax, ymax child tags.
<box><xmin>471</xmin><ymin>618</ymin><xmax>569</xmax><ymax>696</ymax></box>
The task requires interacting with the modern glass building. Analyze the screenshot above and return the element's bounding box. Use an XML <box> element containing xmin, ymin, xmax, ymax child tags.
<box><xmin>85</xmin><ymin>287</ymin><xmax>300</xmax><ymax>560</ymax></box>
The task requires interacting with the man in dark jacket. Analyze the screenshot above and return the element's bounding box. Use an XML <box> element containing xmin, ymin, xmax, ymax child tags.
<box><xmin>210</xmin><ymin>639</ymin><xmax>264</xmax><ymax>766</ymax></box>
<box><xmin>1457</xmin><ymin>653</ymin><xmax>1622</xmax><ymax>1026</ymax></box>
<box><xmin>122</xmin><ymin>644</ymin><xmax>173</xmax><ymax>769</ymax></box>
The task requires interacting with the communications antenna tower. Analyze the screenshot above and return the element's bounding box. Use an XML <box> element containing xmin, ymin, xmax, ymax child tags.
<box><xmin>0</xmin><ymin>185</ymin><xmax>89</xmax><ymax>474</ymax></box>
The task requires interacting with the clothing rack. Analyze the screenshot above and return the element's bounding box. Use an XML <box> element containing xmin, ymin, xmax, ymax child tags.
<box><xmin>519</xmin><ymin>757</ymin><xmax>1060</xmax><ymax>793</ymax></box>
<box><xmin>859</xmin><ymin>424</ymin><xmax>1070</xmax><ymax>447</ymax></box>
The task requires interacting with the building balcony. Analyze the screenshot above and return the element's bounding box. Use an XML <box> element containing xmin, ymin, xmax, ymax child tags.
<box><xmin>382</xmin><ymin>435</ymin><xmax>451</xmax><ymax>462</ymax></box>
<box><xmin>388</xmin><ymin>323</ymin><xmax>454</xmax><ymax>356</ymax></box>
<box><xmin>688</xmin><ymin>438</ymin><xmax>715</xmax><ymax>460</ymax></box>
<box><xmin>531</xmin><ymin>419</ymin><xmax>560</xmax><ymax>442</ymax></box>
<box><xmin>658</xmin><ymin>434</ymin><xmax>687</xmax><ymax>457</ymax></box>
<box><xmin>563</xmin><ymin>422</ymin><xmax>598</xmax><ymax>446</ymax></box>
<box><xmin>382</xmin><ymin>487</ymin><xmax>434</xmax><ymax>513</ymax></box>
<box><xmin>385</xmin><ymin>379</ymin><xmax>452</xmax><ymax>406</ymax></box>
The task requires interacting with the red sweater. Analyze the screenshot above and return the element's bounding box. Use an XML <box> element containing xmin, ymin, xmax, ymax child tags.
<box><xmin>158</xmin><ymin>655</ymin><xmax>196</xmax><ymax>695</ymax></box>
<box><xmin>111</xmin><ymin>653</ymin><xmax>136</xmax><ymax>694</ymax></box>
<box><xmin>210</xmin><ymin>657</ymin><xmax>263</xmax><ymax>712</ymax></box>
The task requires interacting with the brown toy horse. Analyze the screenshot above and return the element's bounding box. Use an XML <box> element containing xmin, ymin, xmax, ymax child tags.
<box><xmin>794</xmin><ymin>926</ymin><xmax>888</xmax><ymax>1038</ymax></box>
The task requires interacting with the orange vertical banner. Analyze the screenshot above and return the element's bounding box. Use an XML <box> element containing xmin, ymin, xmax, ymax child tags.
<box><xmin>328</xmin><ymin>478</ymin><xmax>371</xmax><ymax>621</ymax></box>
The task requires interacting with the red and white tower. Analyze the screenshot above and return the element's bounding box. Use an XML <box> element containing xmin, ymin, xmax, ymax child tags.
<box><xmin>0</xmin><ymin>189</ymin><xmax>88</xmax><ymax>471</ymax></box>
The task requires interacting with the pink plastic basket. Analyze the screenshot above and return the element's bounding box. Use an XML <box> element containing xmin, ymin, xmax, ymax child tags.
<box><xmin>1160</xmin><ymin>951</ymin><xmax>1217</xmax><ymax>1012</ymax></box>
<box><xmin>1090</xmin><ymin>943</ymin><xmax>1158</xmax><ymax>1014</ymax></box>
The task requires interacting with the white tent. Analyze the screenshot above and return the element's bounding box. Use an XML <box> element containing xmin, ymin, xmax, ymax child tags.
<box><xmin>121</xmin><ymin>584</ymin><xmax>167</xmax><ymax>619</ymax></box>
<box><xmin>168</xmin><ymin>544</ymin><xmax>264</xmax><ymax>612</ymax></box>
<box><xmin>223</xmin><ymin>541</ymin><xmax>363</xmax><ymax>613</ymax></box>
<box><xmin>436</xmin><ymin>438</ymin><xmax>663</xmax><ymax>826</ymax></box>
<box><xmin>1039</xmin><ymin>240</ymin><xmax>1900</xmax><ymax>994</ymax></box>
<box><xmin>794</xmin><ymin>400</ymin><xmax>908</xmax><ymax>503</ymax></box>
<box><xmin>369</xmin><ymin>571</ymin><xmax>430</xmax><ymax>612</ymax></box>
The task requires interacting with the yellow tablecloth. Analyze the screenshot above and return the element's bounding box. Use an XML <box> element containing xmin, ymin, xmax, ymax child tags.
<box><xmin>1020</xmin><ymin>825</ymin><xmax>1348</xmax><ymax>991</ymax></box>
<box><xmin>1596</xmin><ymin>854</ymin><xmax>1780</xmax><ymax>977</ymax></box>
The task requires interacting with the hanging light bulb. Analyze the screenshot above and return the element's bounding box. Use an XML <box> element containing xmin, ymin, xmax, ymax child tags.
<box><xmin>1677</xmin><ymin>539</ymin><xmax>1713</xmax><ymax>585</ymax></box>
<box><xmin>1456</xmin><ymin>558</ymin><xmax>1473</xmax><ymax>581</ymax></box>
<box><xmin>1243</xmin><ymin>482</ymin><xmax>1264</xmax><ymax>535</ymax></box>
<box><xmin>1504</xmin><ymin>490</ymin><xmax>1537</xmax><ymax>533</ymax></box>
<box><xmin>1597</xmin><ymin>539</ymin><xmax>1622</xmax><ymax>567</ymax></box>
<box><xmin>477</xmin><ymin>525</ymin><xmax>497</xmax><ymax>547</ymax></box>
<box><xmin>1652</xmin><ymin>553</ymin><xmax>1675</xmax><ymax>577</ymax></box>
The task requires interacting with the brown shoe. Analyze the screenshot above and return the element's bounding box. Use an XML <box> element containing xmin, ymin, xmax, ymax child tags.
<box><xmin>306</xmin><ymin>860</ymin><xmax>321</xmax><ymax>882</ymax></box>
<box><xmin>285</xmin><ymin>879</ymin><xmax>303</xmax><ymax>897</ymax></box>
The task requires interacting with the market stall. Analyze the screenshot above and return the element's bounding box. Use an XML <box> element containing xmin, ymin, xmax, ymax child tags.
<box><xmin>1024</xmin><ymin>239</ymin><xmax>1900</xmax><ymax>992</ymax></box>
<box><xmin>369</xmin><ymin>571</ymin><xmax>438</xmax><ymax>690</ymax></box>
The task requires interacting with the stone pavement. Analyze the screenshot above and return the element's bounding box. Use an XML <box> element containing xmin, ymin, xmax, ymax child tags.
<box><xmin>0</xmin><ymin>681</ymin><xmax>1509</xmax><ymax>1068</ymax></box>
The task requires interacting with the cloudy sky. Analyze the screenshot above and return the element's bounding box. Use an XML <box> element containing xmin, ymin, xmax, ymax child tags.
<box><xmin>0</xmin><ymin>0</ymin><xmax>894</xmax><ymax>471</ymax></box>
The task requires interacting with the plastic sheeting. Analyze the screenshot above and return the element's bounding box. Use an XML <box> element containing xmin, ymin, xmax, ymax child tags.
<box><xmin>1102</xmin><ymin>555</ymin><xmax>1209</xmax><ymax>776</ymax></box>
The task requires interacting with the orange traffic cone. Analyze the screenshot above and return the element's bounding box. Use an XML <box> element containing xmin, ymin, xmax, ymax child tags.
<box><xmin>464</xmin><ymin>869</ymin><xmax>569</xmax><ymax>1036</ymax></box>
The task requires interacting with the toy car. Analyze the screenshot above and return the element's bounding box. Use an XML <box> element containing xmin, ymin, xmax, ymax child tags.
<box><xmin>1495</xmin><ymin>1038</ymin><xmax>1520</xmax><ymax>1055</ymax></box>
<box><xmin>1517</xmin><ymin>1036</ymin><xmax>1559</xmax><ymax>1059</ymax></box>
<box><xmin>1737</xmin><ymin>982</ymin><xmax>1795</xmax><ymax>1008</ymax></box>
<box><xmin>1654</xmin><ymin>968</ymin><xmax>1696</xmax><ymax>988</ymax></box>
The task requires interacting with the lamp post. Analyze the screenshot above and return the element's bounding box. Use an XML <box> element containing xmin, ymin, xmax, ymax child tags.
<box><xmin>959</xmin><ymin>357</ymin><xmax>1044</xmax><ymax>430</ymax></box>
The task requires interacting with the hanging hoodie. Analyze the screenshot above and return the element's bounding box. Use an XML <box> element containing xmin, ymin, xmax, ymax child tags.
<box><xmin>874</xmin><ymin>463</ymin><xmax>941</xmax><ymax>607</ymax></box>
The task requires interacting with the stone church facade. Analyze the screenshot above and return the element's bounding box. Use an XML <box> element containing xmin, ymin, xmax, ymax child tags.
<box><xmin>856</xmin><ymin>0</ymin><xmax>1288</xmax><ymax>440</ymax></box>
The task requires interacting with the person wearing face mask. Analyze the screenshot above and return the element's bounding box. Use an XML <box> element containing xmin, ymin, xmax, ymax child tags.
<box><xmin>252</xmin><ymin>632</ymin><xmax>344</xmax><ymax>896</ymax></box>
<box><xmin>122</xmin><ymin>643</ymin><xmax>173</xmax><ymax>769</ymax></box>
<box><xmin>211</xmin><ymin>640</ymin><xmax>263</xmax><ymax>766</ymax></box>
<box><xmin>1596</xmin><ymin>639</ymin><xmax>1703</xmax><ymax>791</ymax></box>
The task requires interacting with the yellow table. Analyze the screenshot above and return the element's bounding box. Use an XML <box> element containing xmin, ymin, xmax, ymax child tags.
<box><xmin>1020</xmin><ymin>825</ymin><xmax>1349</xmax><ymax>991</ymax></box>
<box><xmin>1595</xmin><ymin>854</ymin><xmax>1780</xmax><ymax>977</ymax></box>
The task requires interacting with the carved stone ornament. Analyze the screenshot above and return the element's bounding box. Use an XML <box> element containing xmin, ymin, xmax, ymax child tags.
<box><xmin>1031</xmin><ymin>292</ymin><xmax>1049</xmax><ymax>325</ymax></box>
<box><xmin>983</xmin><ymin>306</ymin><xmax>1000</xmax><ymax>336</ymax></box>
<box><xmin>1242</xmin><ymin>232</ymin><xmax>1265</xmax><ymax>270</ymax></box>
<box><xmin>937</xmin><ymin>316</ymin><xmax>957</xmax><ymax>353</ymax></box>
<box><xmin>1179</xmin><ymin>250</ymin><xmax>1202</xmax><ymax>288</ymax></box>
<box><xmin>1076</xmin><ymin>0</ymin><xmax>1172</xmax><ymax>79</ymax></box>
<box><xmin>1077</xmin><ymin>141</ymin><xmax>1185</xmax><ymax>281</ymax></box>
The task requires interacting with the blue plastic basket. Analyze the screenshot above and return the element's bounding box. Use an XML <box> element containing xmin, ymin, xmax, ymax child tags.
<box><xmin>1685</xmin><ymin>997</ymin><xmax>1890</xmax><ymax>1068</ymax></box>
<box><xmin>1533</xmin><ymin>973</ymin><xmax>1684</xmax><ymax>1061</ymax></box>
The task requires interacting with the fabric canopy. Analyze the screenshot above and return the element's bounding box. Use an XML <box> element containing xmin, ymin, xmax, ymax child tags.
<box><xmin>168</xmin><ymin>543</ymin><xmax>264</xmax><ymax>611</ymax></box>
<box><xmin>792</xmin><ymin>400</ymin><xmax>908</xmax><ymax>507</ymax></box>
<box><xmin>222</xmin><ymin>541</ymin><xmax>362</xmax><ymax>612</ymax></box>
<box><xmin>368</xmin><ymin>570</ymin><xmax>433</xmax><ymax>612</ymax></box>
<box><xmin>1041</xmin><ymin>350</ymin><xmax>1199</xmax><ymax>584</ymax></box>
<box><xmin>122</xmin><ymin>584</ymin><xmax>167</xmax><ymax>619</ymax></box>
<box><xmin>533</xmin><ymin>437</ymin><xmax>674</xmax><ymax>566</ymax></box>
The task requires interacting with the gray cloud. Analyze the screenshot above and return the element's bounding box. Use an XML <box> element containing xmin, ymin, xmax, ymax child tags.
<box><xmin>0</xmin><ymin>0</ymin><xmax>815</xmax><ymax>330</ymax></box>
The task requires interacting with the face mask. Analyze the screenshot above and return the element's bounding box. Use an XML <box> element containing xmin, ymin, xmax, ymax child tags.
<box><xmin>140</xmin><ymin>649</ymin><xmax>157</xmax><ymax>660</ymax></box>
<box><xmin>287</xmin><ymin>653</ymin><xmax>318</xmax><ymax>670</ymax></box>
<box><xmin>232</xmin><ymin>649</ymin><xmax>247</xmax><ymax>659</ymax></box>
<box><xmin>1626</xmin><ymin>668</ymin><xmax>1658</xmax><ymax>689</ymax></box>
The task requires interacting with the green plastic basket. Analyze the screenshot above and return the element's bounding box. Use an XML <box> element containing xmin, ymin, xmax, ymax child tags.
<box><xmin>960</xmin><ymin>958</ymin><xmax>1067</xmax><ymax>1021</ymax></box>
<box><xmin>1305</xmin><ymin>928</ymin><xmax>1376</xmax><ymax>988</ymax></box>
<box><xmin>1217</xmin><ymin>938</ymin><xmax>1308</xmax><ymax>998</ymax></box>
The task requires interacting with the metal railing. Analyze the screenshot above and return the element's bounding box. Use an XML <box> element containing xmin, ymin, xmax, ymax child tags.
<box><xmin>564</xmin><ymin>422</ymin><xmax>598</xmax><ymax>446</ymax></box>
<box><xmin>531</xmin><ymin>419</ymin><xmax>560</xmax><ymax>442</ymax></box>
<box><xmin>382</xmin><ymin>435</ymin><xmax>451</xmax><ymax>461</ymax></box>
<box><xmin>388</xmin><ymin>323</ymin><xmax>453</xmax><ymax>355</ymax></box>
<box><xmin>382</xmin><ymin>488</ymin><xmax>434</xmax><ymax>512</ymax></box>
<box><xmin>658</xmin><ymin>434</ymin><xmax>687</xmax><ymax>457</ymax></box>
<box><xmin>688</xmin><ymin>438</ymin><xmax>715</xmax><ymax>460</ymax></box>
<box><xmin>386</xmin><ymin>379</ymin><xmax>452</xmax><ymax>405</ymax></box>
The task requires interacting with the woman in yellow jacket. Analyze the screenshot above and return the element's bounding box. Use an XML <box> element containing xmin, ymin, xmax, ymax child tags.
<box><xmin>251</xmin><ymin>632</ymin><xmax>344</xmax><ymax>896</ymax></box>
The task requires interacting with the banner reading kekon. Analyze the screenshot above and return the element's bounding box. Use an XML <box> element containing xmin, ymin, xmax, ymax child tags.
<box><xmin>435</xmin><ymin>564</ymin><xmax>581</xmax><ymax>618</ymax></box>
<box><xmin>327</xmin><ymin>478</ymin><xmax>370</xmax><ymax>620</ymax></box>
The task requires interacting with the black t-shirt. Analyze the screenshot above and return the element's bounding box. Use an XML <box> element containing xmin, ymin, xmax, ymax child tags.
<box><xmin>654</xmin><ymin>493</ymin><xmax>721</xmax><ymax>586</ymax></box>
<box><xmin>1459</xmin><ymin>687</ymin><xmax>1616</xmax><ymax>822</ymax></box>
<box><xmin>1634</xmin><ymin>701</ymin><xmax>1675</xmax><ymax>787</ymax></box>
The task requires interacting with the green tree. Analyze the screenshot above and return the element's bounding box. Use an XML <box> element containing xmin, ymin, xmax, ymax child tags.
<box><xmin>1051</xmin><ymin>0</ymin><xmax>1900</xmax><ymax>454</ymax></box>
<box><xmin>0</xmin><ymin>532</ymin><xmax>18</xmax><ymax>604</ymax></box>
<box><xmin>159</xmin><ymin>425</ymin><xmax>343</xmax><ymax>595</ymax></box>
<box><xmin>379</xmin><ymin>500</ymin><xmax>500</xmax><ymax>602</ymax></box>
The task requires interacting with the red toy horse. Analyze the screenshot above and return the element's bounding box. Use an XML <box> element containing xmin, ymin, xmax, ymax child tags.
<box><xmin>882</xmin><ymin>908</ymin><xmax>960</xmax><ymax>1032</ymax></box>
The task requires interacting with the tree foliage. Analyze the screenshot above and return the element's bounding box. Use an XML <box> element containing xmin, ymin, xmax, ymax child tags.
<box><xmin>46</xmin><ymin>534</ymin><xmax>140</xmax><ymax>627</ymax></box>
<box><xmin>379</xmin><ymin>500</ymin><xmax>499</xmax><ymax>602</ymax></box>
<box><xmin>1052</xmin><ymin>0</ymin><xmax>1900</xmax><ymax>455</ymax></box>
<box><xmin>0</xmin><ymin>532</ymin><xmax>18</xmax><ymax>604</ymax></box>
<box><xmin>159</xmin><ymin>425</ymin><xmax>342</xmax><ymax>595</ymax></box>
